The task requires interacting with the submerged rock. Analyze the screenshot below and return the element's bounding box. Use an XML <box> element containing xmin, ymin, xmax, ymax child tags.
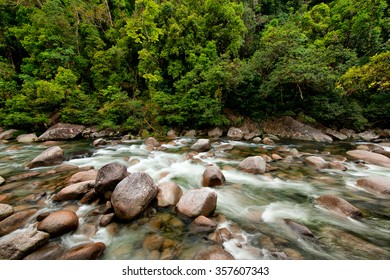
<box><xmin>111</xmin><ymin>173</ymin><xmax>158</xmax><ymax>221</ymax></box>
<box><xmin>37</xmin><ymin>210</ymin><xmax>79</xmax><ymax>237</ymax></box>
<box><xmin>36</xmin><ymin>123</ymin><xmax>85</xmax><ymax>141</ymax></box>
<box><xmin>356</xmin><ymin>176</ymin><xmax>390</xmax><ymax>196</ymax></box>
<box><xmin>57</xmin><ymin>242</ymin><xmax>105</xmax><ymax>260</ymax></box>
<box><xmin>316</xmin><ymin>195</ymin><xmax>362</xmax><ymax>218</ymax></box>
<box><xmin>195</xmin><ymin>245</ymin><xmax>235</xmax><ymax>260</ymax></box>
<box><xmin>202</xmin><ymin>165</ymin><xmax>226</xmax><ymax>187</ymax></box>
<box><xmin>284</xmin><ymin>219</ymin><xmax>315</xmax><ymax>238</ymax></box>
<box><xmin>23</xmin><ymin>242</ymin><xmax>64</xmax><ymax>260</ymax></box>
<box><xmin>0</xmin><ymin>229</ymin><xmax>49</xmax><ymax>260</ymax></box>
<box><xmin>238</xmin><ymin>156</ymin><xmax>266</xmax><ymax>174</ymax></box>
<box><xmin>94</xmin><ymin>162</ymin><xmax>129</xmax><ymax>194</ymax></box>
<box><xmin>0</xmin><ymin>203</ymin><xmax>13</xmax><ymax>221</ymax></box>
<box><xmin>26</xmin><ymin>146</ymin><xmax>64</xmax><ymax>169</ymax></box>
<box><xmin>0</xmin><ymin>209</ymin><xmax>37</xmax><ymax>237</ymax></box>
<box><xmin>176</xmin><ymin>188</ymin><xmax>217</xmax><ymax>218</ymax></box>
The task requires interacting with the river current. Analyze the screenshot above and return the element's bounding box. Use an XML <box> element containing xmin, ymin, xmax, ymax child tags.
<box><xmin>1</xmin><ymin>137</ymin><xmax>389</xmax><ymax>259</ymax></box>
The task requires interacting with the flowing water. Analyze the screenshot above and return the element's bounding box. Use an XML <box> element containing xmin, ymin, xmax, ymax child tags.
<box><xmin>1</xmin><ymin>137</ymin><xmax>389</xmax><ymax>260</ymax></box>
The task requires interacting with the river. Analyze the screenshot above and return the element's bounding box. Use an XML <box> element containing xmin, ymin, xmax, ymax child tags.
<box><xmin>0</xmin><ymin>137</ymin><xmax>389</xmax><ymax>259</ymax></box>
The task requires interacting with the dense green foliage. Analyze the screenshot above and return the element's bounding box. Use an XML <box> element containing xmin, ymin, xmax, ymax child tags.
<box><xmin>0</xmin><ymin>0</ymin><xmax>389</xmax><ymax>133</ymax></box>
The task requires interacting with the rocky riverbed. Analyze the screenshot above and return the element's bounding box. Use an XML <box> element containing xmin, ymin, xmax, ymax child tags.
<box><xmin>0</xmin><ymin>121</ymin><xmax>390</xmax><ymax>260</ymax></box>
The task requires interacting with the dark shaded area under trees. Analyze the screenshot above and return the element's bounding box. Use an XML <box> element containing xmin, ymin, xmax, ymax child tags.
<box><xmin>0</xmin><ymin>0</ymin><xmax>389</xmax><ymax>135</ymax></box>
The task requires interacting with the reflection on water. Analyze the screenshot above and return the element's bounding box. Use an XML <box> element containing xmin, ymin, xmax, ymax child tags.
<box><xmin>0</xmin><ymin>137</ymin><xmax>389</xmax><ymax>259</ymax></box>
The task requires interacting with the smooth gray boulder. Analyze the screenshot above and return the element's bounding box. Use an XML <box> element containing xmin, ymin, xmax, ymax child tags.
<box><xmin>94</xmin><ymin>163</ymin><xmax>129</xmax><ymax>194</ymax></box>
<box><xmin>176</xmin><ymin>188</ymin><xmax>217</xmax><ymax>218</ymax></box>
<box><xmin>26</xmin><ymin>146</ymin><xmax>64</xmax><ymax>169</ymax></box>
<box><xmin>36</xmin><ymin>123</ymin><xmax>85</xmax><ymax>141</ymax></box>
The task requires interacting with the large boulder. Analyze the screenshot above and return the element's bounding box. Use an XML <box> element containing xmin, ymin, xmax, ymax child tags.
<box><xmin>37</xmin><ymin>210</ymin><xmax>79</xmax><ymax>237</ymax></box>
<box><xmin>16</xmin><ymin>133</ymin><xmax>38</xmax><ymax>143</ymax></box>
<box><xmin>346</xmin><ymin>150</ymin><xmax>390</xmax><ymax>168</ymax></box>
<box><xmin>208</xmin><ymin>127</ymin><xmax>223</xmax><ymax>139</ymax></box>
<box><xmin>0</xmin><ymin>229</ymin><xmax>49</xmax><ymax>260</ymax></box>
<box><xmin>0</xmin><ymin>129</ymin><xmax>17</xmax><ymax>140</ymax></box>
<box><xmin>227</xmin><ymin>127</ymin><xmax>243</xmax><ymax>141</ymax></box>
<box><xmin>305</xmin><ymin>156</ymin><xmax>329</xmax><ymax>170</ymax></box>
<box><xmin>0</xmin><ymin>209</ymin><xmax>37</xmax><ymax>237</ymax></box>
<box><xmin>238</xmin><ymin>156</ymin><xmax>266</xmax><ymax>174</ymax></box>
<box><xmin>191</xmin><ymin>139</ymin><xmax>211</xmax><ymax>152</ymax></box>
<box><xmin>263</xmin><ymin>116</ymin><xmax>333</xmax><ymax>143</ymax></box>
<box><xmin>0</xmin><ymin>203</ymin><xmax>13</xmax><ymax>221</ymax></box>
<box><xmin>145</xmin><ymin>137</ymin><xmax>160</xmax><ymax>147</ymax></box>
<box><xmin>111</xmin><ymin>173</ymin><xmax>158</xmax><ymax>221</ymax></box>
<box><xmin>57</xmin><ymin>242</ymin><xmax>105</xmax><ymax>260</ymax></box>
<box><xmin>94</xmin><ymin>163</ymin><xmax>129</xmax><ymax>194</ymax></box>
<box><xmin>156</xmin><ymin>182</ymin><xmax>183</xmax><ymax>207</ymax></box>
<box><xmin>356</xmin><ymin>176</ymin><xmax>390</xmax><ymax>196</ymax></box>
<box><xmin>36</xmin><ymin>123</ymin><xmax>85</xmax><ymax>141</ymax></box>
<box><xmin>52</xmin><ymin>180</ymin><xmax>95</xmax><ymax>202</ymax></box>
<box><xmin>202</xmin><ymin>165</ymin><xmax>226</xmax><ymax>187</ymax></box>
<box><xmin>26</xmin><ymin>146</ymin><xmax>64</xmax><ymax>169</ymax></box>
<box><xmin>176</xmin><ymin>188</ymin><xmax>217</xmax><ymax>218</ymax></box>
<box><xmin>316</xmin><ymin>195</ymin><xmax>362</xmax><ymax>218</ymax></box>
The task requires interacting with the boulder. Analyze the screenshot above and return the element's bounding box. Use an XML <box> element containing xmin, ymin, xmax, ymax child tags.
<box><xmin>176</xmin><ymin>188</ymin><xmax>217</xmax><ymax>218</ymax></box>
<box><xmin>0</xmin><ymin>203</ymin><xmax>13</xmax><ymax>221</ymax></box>
<box><xmin>145</xmin><ymin>137</ymin><xmax>160</xmax><ymax>147</ymax></box>
<box><xmin>196</xmin><ymin>245</ymin><xmax>235</xmax><ymax>260</ymax></box>
<box><xmin>191</xmin><ymin>139</ymin><xmax>211</xmax><ymax>152</ymax></box>
<box><xmin>227</xmin><ymin>127</ymin><xmax>243</xmax><ymax>141</ymax></box>
<box><xmin>24</xmin><ymin>242</ymin><xmax>64</xmax><ymax>260</ymax></box>
<box><xmin>94</xmin><ymin>162</ymin><xmax>129</xmax><ymax>194</ymax></box>
<box><xmin>36</xmin><ymin>123</ymin><xmax>85</xmax><ymax>141</ymax></box>
<box><xmin>252</xmin><ymin>137</ymin><xmax>262</xmax><ymax>143</ymax></box>
<box><xmin>52</xmin><ymin>180</ymin><xmax>95</xmax><ymax>202</ymax></box>
<box><xmin>316</xmin><ymin>195</ymin><xmax>362</xmax><ymax>218</ymax></box>
<box><xmin>184</xmin><ymin>130</ymin><xmax>197</xmax><ymax>137</ymax></box>
<box><xmin>208</xmin><ymin>127</ymin><xmax>223</xmax><ymax>139</ymax></box>
<box><xmin>156</xmin><ymin>182</ymin><xmax>183</xmax><ymax>207</ymax></box>
<box><xmin>262</xmin><ymin>137</ymin><xmax>275</xmax><ymax>145</ymax></box>
<box><xmin>358</xmin><ymin>131</ymin><xmax>379</xmax><ymax>142</ymax></box>
<box><xmin>238</xmin><ymin>156</ymin><xmax>266</xmax><ymax>174</ymax></box>
<box><xmin>37</xmin><ymin>210</ymin><xmax>79</xmax><ymax>237</ymax></box>
<box><xmin>99</xmin><ymin>213</ymin><xmax>115</xmax><ymax>227</ymax></box>
<box><xmin>346</xmin><ymin>150</ymin><xmax>390</xmax><ymax>168</ymax></box>
<box><xmin>0</xmin><ymin>229</ymin><xmax>49</xmax><ymax>260</ymax></box>
<box><xmin>143</xmin><ymin>234</ymin><xmax>165</xmax><ymax>251</ymax></box>
<box><xmin>111</xmin><ymin>173</ymin><xmax>158</xmax><ymax>221</ymax></box>
<box><xmin>69</xmin><ymin>169</ymin><xmax>98</xmax><ymax>184</ymax></box>
<box><xmin>0</xmin><ymin>209</ymin><xmax>38</xmax><ymax>237</ymax></box>
<box><xmin>0</xmin><ymin>129</ymin><xmax>17</xmax><ymax>140</ymax></box>
<box><xmin>263</xmin><ymin>116</ymin><xmax>333</xmax><ymax>143</ymax></box>
<box><xmin>356</xmin><ymin>176</ymin><xmax>390</xmax><ymax>196</ymax></box>
<box><xmin>167</xmin><ymin>129</ymin><xmax>177</xmax><ymax>139</ymax></box>
<box><xmin>324</xmin><ymin>128</ymin><xmax>348</xmax><ymax>141</ymax></box>
<box><xmin>189</xmin><ymin>215</ymin><xmax>218</xmax><ymax>233</ymax></box>
<box><xmin>305</xmin><ymin>156</ymin><xmax>329</xmax><ymax>169</ymax></box>
<box><xmin>16</xmin><ymin>133</ymin><xmax>38</xmax><ymax>143</ymax></box>
<box><xmin>57</xmin><ymin>242</ymin><xmax>105</xmax><ymax>260</ymax></box>
<box><xmin>26</xmin><ymin>146</ymin><xmax>64</xmax><ymax>169</ymax></box>
<box><xmin>328</xmin><ymin>161</ymin><xmax>348</xmax><ymax>171</ymax></box>
<box><xmin>92</xmin><ymin>138</ymin><xmax>107</xmax><ymax>147</ymax></box>
<box><xmin>202</xmin><ymin>165</ymin><xmax>226</xmax><ymax>187</ymax></box>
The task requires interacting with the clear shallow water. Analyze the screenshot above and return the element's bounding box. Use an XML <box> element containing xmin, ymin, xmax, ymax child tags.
<box><xmin>0</xmin><ymin>137</ymin><xmax>389</xmax><ymax>260</ymax></box>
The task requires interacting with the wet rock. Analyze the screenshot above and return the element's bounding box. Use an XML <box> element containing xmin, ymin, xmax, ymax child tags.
<box><xmin>202</xmin><ymin>165</ymin><xmax>226</xmax><ymax>187</ymax></box>
<box><xmin>358</xmin><ymin>131</ymin><xmax>379</xmax><ymax>142</ymax></box>
<box><xmin>36</xmin><ymin>123</ymin><xmax>85</xmax><ymax>141</ymax></box>
<box><xmin>208</xmin><ymin>231</ymin><xmax>223</xmax><ymax>244</ymax></box>
<box><xmin>346</xmin><ymin>150</ymin><xmax>390</xmax><ymax>168</ymax></box>
<box><xmin>0</xmin><ymin>209</ymin><xmax>37</xmax><ymax>237</ymax></box>
<box><xmin>53</xmin><ymin>180</ymin><xmax>95</xmax><ymax>202</ymax></box>
<box><xmin>0</xmin><ymin>176</ymin><xmax>4</xmax><ymax>185</ymax></box>
<box><xmin>305</xmin><ymin>156</ymin><xmax>329</xmax><ymax>170</ymax></box>
<box><xmin>324</xmin><ymin>128</ymin><xmax>348</xmax><ymax>141</ymax></box>
<box><xmin>92</xmin><ymin>138</ymin><xmax>107</xmax><ymax>147</ymax></box>
<box><xmin>208</xmin><ymin>127</ymin><xmax>223</xmax><ymax>139</ymax></box>
<box><xmin>156</xmin><ymin>182</ymin><xmax>183</xmax><ymax>207</ymax></box>
<box><xmin>316</xmin><ymin>195</ymin><xmax>362</xmax><ymax>218</ymax></box>
<box><xmin>69</xmin><ymin>169</ymin><xmax>98</xmax><ymax>184</ymax></box>
<box><xmin>16</xmin><ymin>133</ymin><xmax>38</xmax><ymax>143</ymax></box>
<box><xmin>24</xmin><ymin>242</ymin><xmax>64</xmax><ymax>260</ymax></box>
<box><xmin>145</xmin><ymin>137</ymin><xmax>160</xmax><ymax>147</ymax></box>
<box><xmin>6</xmin><ymin>171</ymin><xmax>41</xmax><ymax>183</ymax></box>
<box><xmin>189</xmin><ymin>215</ymin><xmax>218</xmax><ymax>233</ymax></box>
<box><xmin>244</xmin><ymin>132</ymin><xmax>258</xmax><ymax>141</ymax></box>
<box><xmin>26</xmin><ymin>146</ymin><xmax>64</xmax><ymax>169</ymax></box>
<box><xmin>196</xmin><ymin>245</ymin><xmax>235</xmax><ymax>260</ymax></box>
<box><xmin>0</xmin><ymin>129</ymin><xmax>17</xmax><ymax>140</ymax></box>
<box><xmin>263</xmin><ymin>137</ymin><xmax>275</xmax><ymax>145</ymax></box>
<box><xmin>227</xmin><ymin>127</ymin><xmax>244</xmax><ymax>141</ymax></box>
<box><xmin>176</xmin><ymin>188</ymin><xmax>217</xmax><ymax>218</ymax></box>
<box><xmin>94</xmin><ymin>162</ymin><xmax>129</xmax><ymax>194</ymax></box>
<box><xmin>80</xmin><ymin>189</ymin><xmax>97</xmax><ymax>204</ymax></box>
<box><xmin>0</xmin><ymin>204</ymin><xmax>13</xmax><ymax>223</ymax></box>
<box><xmin>271</xmin><ymin>154</ymin><xmax>283</xmax><ymax>161</ymax></box>
<box><xmin>216</xmin><ymin>143</ymin><xmax>234</xmax><ymax>151</ymax></box>
<box><xmin>0</xmin><ymin>229</ymin><xmax>49</xmax><ymax>260</ymax></box>
<box><xmin>356</xmin><ymin>176</ymin><xmax>390</xmax><ymax>196</ymax></box>
<box><xmin>328</xmin><ymin>161</ymin><xmax>348</xmax><ymax>171</ymax></box>
<box><xmin>143</xmin><ymin>234</ymin><xmax>165</xmax><ymax>251</ymax></box>
<box><xmin>57</xmin><ymin>242</ymin><xmax>105</xmax><ymax>260</ymax></box>
<box><xmin>37</xmin><ymin>210</ymin><xmax>79</xmax><ymax>237</ymax></box>
<box><xmin>111</xmin><ymin>173</ymin><xmax>158</xmax><ymax>221</ymax></box>
<box><xmin>252</xmin><ymin>137</ymin><xmax>262</xmax><ymax>143</ymax></box>
<box><xmin>191</xmin><ymin>139</ymin><xmax>211</xmax><ymax>152</ymax></box>
<box><xmin>99</xmin><ymin>213</ymin><xmax>115</xmax><ymax>227</ymax></box>
<box><xmin>264</xmin><ymin>116</ymin><xmax>333</xmax><ymax>143</ymax></box>
<box><xmin>238</xmin><ymin>156</ymin><xmax>266</xmax><ymax>174</ymax></box>
<box><xmin>284</xmin><ymin>219</ymin><xmax>315</xmax><ymax>238</ymax></box>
